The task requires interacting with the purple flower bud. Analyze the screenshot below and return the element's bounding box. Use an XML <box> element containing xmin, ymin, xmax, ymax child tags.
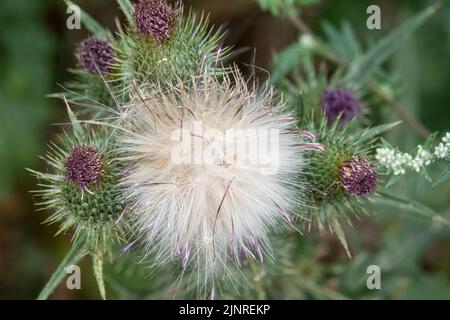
<box><xmin>321</xmin><ymin>88</ymin><xmax>362</xmax><ymax>123</ymax></box>
<box><xmin>65</xmin><ymin>146</ymin><xmax>103</xmax><ymax>188</ymax></box>
<box><xmin>339</xmin><ymin>157</ymin><xmax>377</xmax><ymax>196</ymax></box>
<box><xmin>133</xmin><ymin>0</ymin><xmax>177</xmax><ymax>42</ymax></box>
<box><xmin>77</xmin><ymin>37</ymin><xmax>114</xmax><ymax>74</ymax></box>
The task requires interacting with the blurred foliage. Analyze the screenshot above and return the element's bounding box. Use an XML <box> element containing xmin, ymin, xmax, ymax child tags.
<box><xmin>254</xmin><ymin>0</ymin><xmax>450</xmax><ymax>300</ymax></box>
<box><xmin>0</xmin><ymin>0</ymin><xmax>57</xmax><ymax>198</ymax></box>
<box><xmin>258</xmin><ymin>0</ymin><xmax>319</xmax><ymax>16</ymax></box>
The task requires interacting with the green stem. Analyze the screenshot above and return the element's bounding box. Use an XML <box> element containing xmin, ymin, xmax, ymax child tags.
<box><xmin>37</xmin><ymin>235</ymin><xmax>88</xmax><ymax>300</ymax></box>
<box><xmin>375</xmin><ymin>190</ymin><xmax>450</xmax><ymax>227</ymax></box>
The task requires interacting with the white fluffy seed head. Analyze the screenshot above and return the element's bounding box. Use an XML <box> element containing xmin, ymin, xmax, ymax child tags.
<box><xmin>118</xmin><ymin>72</ymin><xmax>314</xmax><ymax>287</ymax></box>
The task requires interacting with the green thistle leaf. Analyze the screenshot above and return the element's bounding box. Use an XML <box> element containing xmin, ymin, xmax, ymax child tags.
<box><xmin>375</xmin><ymin>190</ymin><xmax>450</xmax><ymax>227</ymax></box>
<box><xmin>385</xmin><ymin>174</ymin><xmax>402</xmax><ymax>188</ymax></box>
<box><xmin>271</xmin><ymin>40</ymin><xmax>308</xmax><ymax>84</ymax></box>
<box><xmin>64</xmin><ymin>0</ymin><xmax>108</xmax><ymax>37</ymax></box>
<box><xmin>322</xmin><ymin>21</ymin><xmax>362</xmax><ymax>63</ymax></box>
<box><xmin>356</xmin><ymin>121</ymin><xmax>402</xmax><ymax>144</ymax></box>
<box><xmin>93</xmin><ymin>252</ymin><xmax>107</xmax><ymax>300</ymax></box>
<box><xmin>345</xmin><ymin>3</ymin><xmax>440</xmax><ymax>85</ymax></box>
<box><xmin>116</xmin><ymin>0</ymin><xmax>134</xmax><ymax>25</ymax></box>
<box><xmin>433</xmin><ymin>165</ymin><xmax>450</xmax><ymax>187</ymax></box>
<box><xmin>37</xmin><ymin>234</ymin><xmax>88</xmax><ymax>300</ymax></box>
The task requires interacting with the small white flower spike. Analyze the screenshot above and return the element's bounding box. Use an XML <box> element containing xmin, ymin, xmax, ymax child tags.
<box><xmin>376</xmin><ymin>132</ymin><xmax>450</xmax><ymax>175</ymax></box>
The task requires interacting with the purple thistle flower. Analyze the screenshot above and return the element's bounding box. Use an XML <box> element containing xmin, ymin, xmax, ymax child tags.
<box><xmin>133</xmin><ymin>0</ymin><xmax>177</xmax><ymax>42</ymax></box>
<box><xmin>321</xmin><ymin>88</ymin><xmax>362</xmax><ymax>123</ymax></box>
<box><xmin>65</xmin><ymin>146</ymin><xmax>103</xmax><ymax>188</ymax></box>
<box><xmin>77</xmin><ymin>37</ymin><xmax>114</xmax><ymax>74</ymax></box>
<box><xmin>339</xmin><ymin>157</ymin><xmax>377</xmax><ymax>197</ymax></box>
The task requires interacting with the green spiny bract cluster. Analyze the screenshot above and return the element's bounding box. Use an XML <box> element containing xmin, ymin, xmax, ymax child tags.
<box><xmin>298</xmin><ymin>115</ymin><xmax>394</xmax><ymax>255</ymax></box>
<box><xmin>62</xmin><ymin>67</ymin><xmax>117</xmax><ymax>116</ymax></box>
<box><xmin>274</xmin><ymin>50</ymin><xmax>366</xmax><ymax>125</ymax></box>
<box><xmin>30</xmin><ymin>109</ymin><xmax>126</xmax><ymax>253</ymax></box>
<box><xmin>33</xmin><ymin>0</ymin><xmax>232</xmax><ymax>299</ymax></box>
<box><xmin>113</xmin><ymin>7</ymin><xmax>231</xmax><ymax>95</ymax></box>
<box><xmin>276</xmin><ymin>35</ymin><xmax>381</xmax><ymax>245</ymax></box>
<box><xmin>31</xmin><ymin>0</ymin><xmax>447</xmax><ymax>300</ymax></box>
<box><xmin>58</xmin><ymin>1</ymin><xmax>230</xmax><ymax>120</ymax></box>
<box><xmin>305</xmin><ymin>118</ymin><xmax>372</xmax><ymax>204</ymax></box>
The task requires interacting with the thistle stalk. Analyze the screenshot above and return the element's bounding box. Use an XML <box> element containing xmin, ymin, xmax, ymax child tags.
<box><xmin>37</xmin><ymin>234</ymin><xmax>88</xmax><ymax>300</ymax></box>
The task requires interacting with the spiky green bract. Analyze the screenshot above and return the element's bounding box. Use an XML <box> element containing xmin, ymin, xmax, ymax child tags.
<box><xmin>51</xmin><ymin>2</ymin><xmax>119</xmax><ymax>118</ymax></box>
<box><xmin>52</xmin><ymin>37</ymin><xmax>119</xmax><ymax>120</ymax></box>
<box><xmin>29</xmin><ymin>120</ymin><xmax>126</xmax><ymax>254</ymax></box>
<box><xmin>52</xmin><ymin>3</ymin><xmax>231</xmax><ymax>121</ymax></box>
<box><xmin>112</xmin><ymin>6</ymin><xmax>231</xmax><ymax>96</ymax></box>
<box><xmin>301</xmin><ymin>116</ymin><xmax>380</xmax><ymax>256</ymax></box>
<box><xmin>29</xmin><ymin>105</ymin><xmax>128</xmax><ymax>300</ymax></box>
<box><xmin>58</xmin><ymin>68</ymin><xmax>118</xmax><ymax>116</ymax></box>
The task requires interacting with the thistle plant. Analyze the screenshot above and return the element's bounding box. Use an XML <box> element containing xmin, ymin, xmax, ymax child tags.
<box><xmin>272</xmin><ymin>51</ymin><xmax>367</xmax><ymax>128</ymax></box>
<box><xmin>115</xmin><ymin>71</ymin><xmax>322</xmax><ymax>293</ymax></box>
<box><xmin>30</xmin><ymin>108</ymin><xmax>125</xmax><ymax>247</ymax></box>
<box><xmin>58</xmin><ymin>0</ymin><xmax>230</xmax><ymax>119</ymax></box>
<box><xmin>30</xmin><ymin>0</ymin><xmax>450</xmax><ymax>300</ymax></box>
<box><xmin>112</xmin><ymin>0</ymin><xmax>230</xmax><ymax>98</ymax></box>
<box><xmin>297</xmin><ymin>116</ymin><xmax>388</xmax><ymax>256</ymax></box>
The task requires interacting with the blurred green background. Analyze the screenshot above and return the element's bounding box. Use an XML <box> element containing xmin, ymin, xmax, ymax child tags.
<box><xmin>0</xmin><ymin>0</ymin><xmax>449</xmax><ymax>299</ymax></box>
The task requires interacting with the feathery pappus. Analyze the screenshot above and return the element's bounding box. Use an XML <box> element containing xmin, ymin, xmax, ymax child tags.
<box><xmin>117</xmin><ymin>71</ymin><xmax>323</xmax><ymax>290</ymax></box>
